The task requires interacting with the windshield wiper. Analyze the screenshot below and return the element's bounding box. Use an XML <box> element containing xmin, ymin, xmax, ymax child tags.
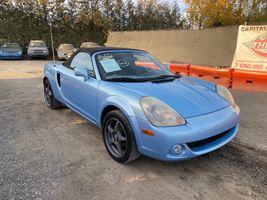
<box><xmin>105</xmin><ymin>77</ymin><xmax>149</xmax><ymax>82</ymax></box>
<box><xmin>105</xmin><ymin>74</ymin><xmax>181</xmax><ymax>83</ymax></box>
<box><xmin>150</xmin><ymin>74</ymin><xmax>181</xmax><ymax>83</ymax></box>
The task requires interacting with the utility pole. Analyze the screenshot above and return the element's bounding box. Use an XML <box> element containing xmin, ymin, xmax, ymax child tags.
<box><xmin>50</xmin><ymin>23</ymin><xmax>55</xmax><ymax>61</ymax></box>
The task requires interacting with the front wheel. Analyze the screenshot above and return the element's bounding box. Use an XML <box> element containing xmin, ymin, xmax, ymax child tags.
<box><xmin>44</xmin><ymin>79</ymin><xmax>62</xmax><ymax>109</ymax></box>
<box><xmin>102</xmin><ymin>110</ymin><xmax>140</xmax><ymax>163</ymax></box>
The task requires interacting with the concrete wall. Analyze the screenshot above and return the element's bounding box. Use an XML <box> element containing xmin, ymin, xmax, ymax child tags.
<box><xmin>106</xmin><ymin>26</ymin><xmax>239</xmax><ymax>67</ymax></box>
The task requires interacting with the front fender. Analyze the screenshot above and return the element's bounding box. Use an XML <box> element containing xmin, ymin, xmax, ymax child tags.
<box><xmin>97</xmin><ymin>95</ymin><xmax>136</xmax><ymax>128</ymax></box>
<box><xmin>97</xmin><ymin>95</ymin><xmax>144</xmax><ymax>151</ymax></box>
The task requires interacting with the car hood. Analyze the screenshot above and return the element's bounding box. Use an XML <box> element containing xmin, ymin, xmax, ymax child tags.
<box><xmin>0</xmin><ymin>48</ymin><xmax>22</xmax><ymax>52</ymax></box>
<box><xmin>115</xmin><ymin>77</ymin><xmax>229</xmax><ymax>118</ymax></box>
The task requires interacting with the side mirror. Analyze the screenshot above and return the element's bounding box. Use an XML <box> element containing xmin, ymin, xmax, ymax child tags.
<box><xmin>74</xmin><ymin>67</ymin><xmax>89</xmax><ymax>81</ymax></box>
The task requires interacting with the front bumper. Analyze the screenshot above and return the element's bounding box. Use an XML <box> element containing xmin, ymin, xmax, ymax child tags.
<box><xmin>0</xmin><ymin>53</ymin><xmax>22</xmax><ymax>60</ymax></box>
<box><xmin>28</xmin><ymin>52</ymin><xmax>48</xmax><ymax>58</ymax></box>
<box><xmin>130</xmin><ymin>106</ymin><xmax>239</xmax><ymax>161</ymax></box>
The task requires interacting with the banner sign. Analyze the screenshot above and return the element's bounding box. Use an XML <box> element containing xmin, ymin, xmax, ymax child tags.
<box><xmin>231</xmin><ymin>25</ymin><xmax>267</xmax><ymax>71</ymax></box>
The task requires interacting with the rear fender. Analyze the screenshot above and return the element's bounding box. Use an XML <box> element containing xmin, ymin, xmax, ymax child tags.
<box><xmin>43</xmin><ymin>62</ymin><xmax>65</xmax><ymax>103</ymax></box>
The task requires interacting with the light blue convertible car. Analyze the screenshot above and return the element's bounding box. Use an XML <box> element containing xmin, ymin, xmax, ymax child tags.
<box><xmin>43</xmin><ymin>47</ymin><xmax>240</xmax><ymax>163</ymax></box>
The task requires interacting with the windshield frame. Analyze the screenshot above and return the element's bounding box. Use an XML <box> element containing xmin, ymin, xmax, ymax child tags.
<box><xmin>93</xmin><ymin>50</ymin><xmax>172</xmax><ymax>82</ymax></box>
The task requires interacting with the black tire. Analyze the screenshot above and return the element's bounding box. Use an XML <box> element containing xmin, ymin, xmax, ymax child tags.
<box><xmin>102</xmin><ymin>110</ymin><xmax>140</xmax><ymax>163</ymax></box>
<box><xmin>44</xmin><ymin>79</ymin><xmax>62</xmax><ymax>109</ymax></box>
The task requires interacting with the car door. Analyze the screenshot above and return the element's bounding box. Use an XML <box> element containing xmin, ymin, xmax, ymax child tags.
<box><xmin>60</xmin><ymin>52</ymin><xmax>100</xmax><ymax>123</ymax></box>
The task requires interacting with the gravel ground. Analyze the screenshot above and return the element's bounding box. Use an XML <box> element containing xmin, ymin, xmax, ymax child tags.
<box><xmin>0</xmin><ymin>60</ymin><xmax>266</xmax><ymax>200</ymax></box>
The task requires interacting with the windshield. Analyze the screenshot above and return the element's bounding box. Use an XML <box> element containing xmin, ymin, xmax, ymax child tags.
<box><xmin>1</xmin><ymin>43</ymin><xmax>21</xmax><ymax>49</ymax></box>
<box><xmin>59</xmin><ymin>44</ymin><xmax>74</xmax><ymax>50</ymax></box>
<box><xmin>30</xmin><ymin>41</ymin><xmax>46</xmax><ymax>47</ymax></box>
<box><xmin>95</xmin><ymin>51</ymin><xmax>173</xmax><ymax>81</ymax></box>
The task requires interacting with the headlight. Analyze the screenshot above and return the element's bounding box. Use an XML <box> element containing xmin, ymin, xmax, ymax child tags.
<box><xmin>140</xmin><ymin>96</ymin><xmax>186</xmax><ymax>126</ymax></box>
<box><xmin>216</xmin><ymin>85</ymin><xmax>235</xmax><ymax>106</ymax></box>
<box><xmin>216</xmin><ymin>85</ymin><xmax>240</xmax><ymax>114</ymax></box>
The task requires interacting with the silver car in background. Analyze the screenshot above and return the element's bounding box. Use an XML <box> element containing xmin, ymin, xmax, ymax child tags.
<box><xmin>80</xmin><ymin>42</ymin><xmax>100</xmax><ymax>48</ymax></box>
<box><xmin>56</xmin><ymin>43</ymin><xmax>76</xmax><ymax>60</ymax></box>
<box><xmin>27</xmin><ymin>40</ymin><xmax>49</xmax><ymax>59</ymax></box>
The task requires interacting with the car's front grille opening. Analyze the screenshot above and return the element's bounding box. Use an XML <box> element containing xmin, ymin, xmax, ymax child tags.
<box><xmin>187</xmin><ymin>129</ymin><xmax>231</xmax><ymax>150</ymax></box>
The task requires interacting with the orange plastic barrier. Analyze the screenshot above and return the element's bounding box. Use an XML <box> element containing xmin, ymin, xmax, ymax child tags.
<box><xmin>231</xmin><ymin>70</ymin><xmax>267</xmax><ymax>92</ymax></box>
<box><xmin>169</xmin><ymin>63</ymin><xmax>190</xmax><ymax>76</ymax></box>
<box><xmin>189</xmin><ymin>65</ymin><xmax>233</xmax><ymax>88</ymax></box>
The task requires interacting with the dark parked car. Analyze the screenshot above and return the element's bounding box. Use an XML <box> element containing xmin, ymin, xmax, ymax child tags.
<box><xmin>0</xmin><ymin>43</ymin><xmax>23</xmax><ymax>60</ymax></box>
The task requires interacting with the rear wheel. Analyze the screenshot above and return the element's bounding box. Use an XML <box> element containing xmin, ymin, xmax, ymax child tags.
<box><xmin>44</xmin><ymin>79</ymin><xmax>62</xmax><ymax>109</ymax></box>
<box><xmin>103</xmin><ymin>110</ymin><xmax>140</xmax><ymax>163</ymax></box>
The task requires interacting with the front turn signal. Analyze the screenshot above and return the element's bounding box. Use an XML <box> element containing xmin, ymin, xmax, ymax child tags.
<box><xmin>142</xmin><ymin>128</ymin><xmax>155</xmax><ymax>136</ymax></box>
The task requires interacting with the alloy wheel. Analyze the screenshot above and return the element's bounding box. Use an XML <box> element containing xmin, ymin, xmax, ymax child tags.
<box><xmin>104</xmin><ymin>118</ymin><xmax>128</xmax><ymax>158</ymax></box>
<box><xmin>44</xmin><ymin>82</ymin><xmax>53</xmax><ymax>106</ymax></box>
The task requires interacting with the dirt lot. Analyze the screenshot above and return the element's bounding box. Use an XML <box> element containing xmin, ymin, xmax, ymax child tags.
<box><xmin>0</xmin><ymin>60</ymin><xmax>266</xmax><ymax>200</ymax></box>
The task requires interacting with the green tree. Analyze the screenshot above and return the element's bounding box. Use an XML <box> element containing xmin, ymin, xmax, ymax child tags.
<box><xmin>0</xmin><ymin>0</ymin><xmax>185</xmax><ymax>50</ymax></box>
<box><xmin>125</xmin><ymin>0</ymin><xmax>136</xmax><ymax>30</ymax></box>
<box><xmin>185</xmin><ymin>0</ymin><xmax>267</xmax><ymax>29</ymax></box>
<box><xmin>244</xmin><ymin>0</ymin><xmax>267</xmax><ymax>23</ymax></box>
<box><xmin>102</xmin><ymin>0</ymin><xmax>115</xmax><ymax>30</ymax></box>
<box><xmin>113</xmin><ymin>0</ymin><xmax>127</xmax><ymax>31</ymax></box>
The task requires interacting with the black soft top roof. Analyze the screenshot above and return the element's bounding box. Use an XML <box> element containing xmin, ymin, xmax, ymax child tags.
<box><xmin>65</xmin><ymin>47</ymin><xmax>147</xmax><ymax>68</ymax></box>
<box><xmin>79</xmin><ymin>47</ymin><xmax>146</xmax><ymax>55</ymax></box>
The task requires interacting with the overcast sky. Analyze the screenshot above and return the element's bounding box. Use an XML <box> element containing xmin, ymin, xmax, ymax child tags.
<box><xmin>177</xmin><ymin>0</ymin><xmax>187</xmax><ymax>12</ymax></box>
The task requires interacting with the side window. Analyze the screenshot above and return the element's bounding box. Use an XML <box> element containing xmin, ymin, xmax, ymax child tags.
<box><xmin>70</xmin><ymin>52</ymin><xmax>94</xmax><ymax>76</ymax></box>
